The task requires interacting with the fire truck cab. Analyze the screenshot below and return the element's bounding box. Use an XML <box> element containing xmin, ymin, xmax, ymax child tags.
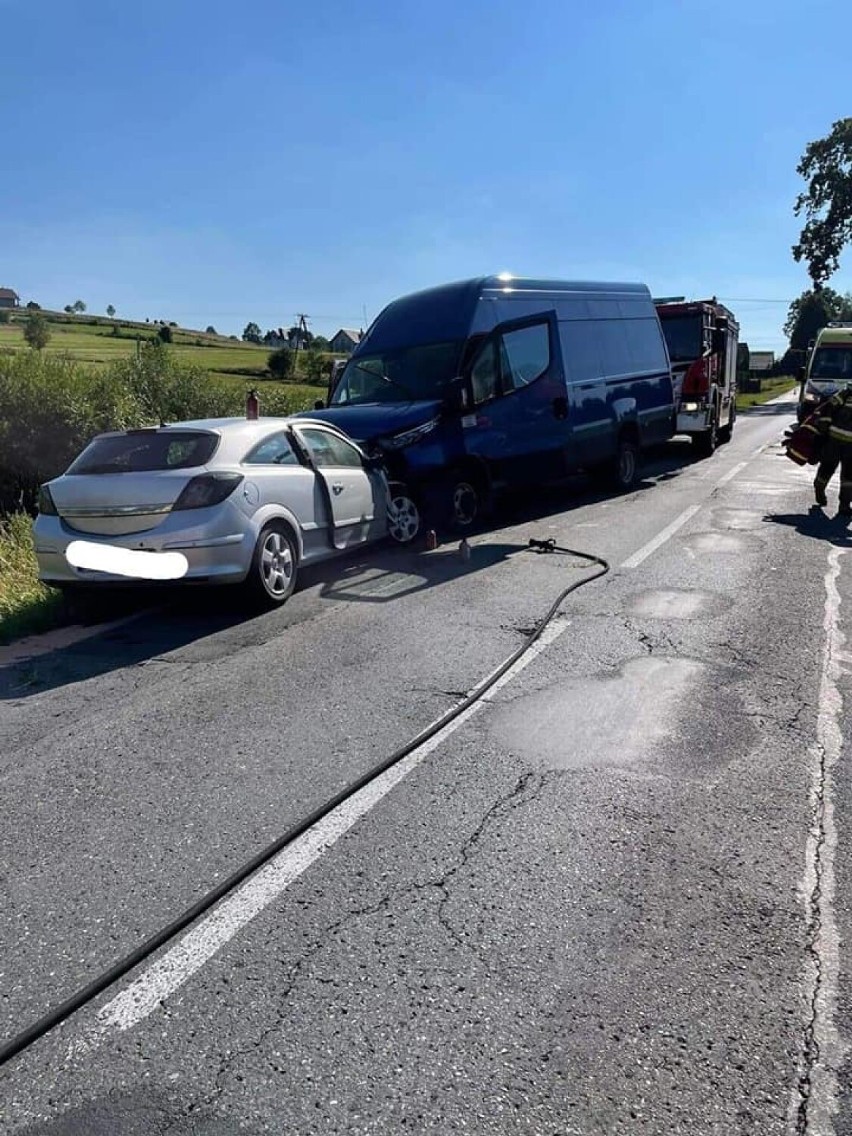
<box><xmin>655</xmin><ymin>297</ymin><xmax>739</xmax><ymax>456</ymax></box>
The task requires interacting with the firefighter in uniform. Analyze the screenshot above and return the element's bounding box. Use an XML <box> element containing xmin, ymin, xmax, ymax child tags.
<box><xmin>814</xmin><ymin>387</ymin><xmax>852</xmax><ymax>515</ymax></box>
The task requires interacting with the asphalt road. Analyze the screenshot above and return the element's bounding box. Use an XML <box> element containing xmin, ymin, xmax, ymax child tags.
<box><xmin>3</xmin><ymin>395</ymin><xmax>852</xmax><ymax>1134</ymax></box>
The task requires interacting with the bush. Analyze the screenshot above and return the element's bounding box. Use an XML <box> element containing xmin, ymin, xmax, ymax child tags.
<box><xmin>268</xmin><ymin>346</ymin><xmax>294</xmax><ymax>379</ymax></box>
<box><xmin>206</xmin><ymin>325</ymin><xmax>217</xmax><ymax>335</ymax></box>
<box><xmin>0</xmin><ymin>310</ymin><xmax>10</xmax><ymax>325</ymax></box>
<box><xmin>0</xmin><ymin>346</ymin><xmax>244</xmax><ymax>512</ymax></box>
<box><xmin>302</xmin><ymin>350</ymin><xmax>330</xmax><ymax>385</ymax></box>
<box><xmin>23</xmin><ymin>312</ymin><xmax>50</xmax><ymax>351</ymax></box>
<box><xmin>158</xmin><ymin>324</ymin><xmax>173</xmax><ymax>344</ymax></box>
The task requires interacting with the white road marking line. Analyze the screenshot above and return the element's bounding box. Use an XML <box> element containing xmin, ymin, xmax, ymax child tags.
<box><xmin>620</xmin><ymin>505</ymin><xmax>701</xmax><ymax>569</ymax></box>
<box><xmin>788</xmin><ymin>547</ymin><xmax>849</xmax><ymax>1133</ymax></box>
<box><xmin>714</xmin><ymin>460</ymin><xmax>748</xmax><ymax>487</ymax></box>
<box><xmin>69</xmin><ymin>613</ymin><xmax>573</xmax><ymax>1055</ymax></box>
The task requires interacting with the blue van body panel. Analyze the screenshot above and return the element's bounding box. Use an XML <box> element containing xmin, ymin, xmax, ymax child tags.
<box><xmin>297</xmin><ymin>276</ymin><xmax>674</xmax><ymax>500</ymax></box>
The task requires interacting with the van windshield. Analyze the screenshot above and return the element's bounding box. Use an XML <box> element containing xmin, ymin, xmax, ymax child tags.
<box><xmin>811</xmin><ymin>347</ymin><xmax>852</xmax><ymax>381</ymax></box>
<box><xmin>330</xmin><ymin>340</ymin><xmax>463</xmax><ymax>405</ymax></box>
<box><xmin>659</xmin><ymin>314</ymin><xmax>702</xmax><ymax>362</ymax></box>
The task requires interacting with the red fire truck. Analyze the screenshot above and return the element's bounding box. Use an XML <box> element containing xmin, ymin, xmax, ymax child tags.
<box><xmin>654</xmin><ymin>297</ymin><xmax>739</xmax><ymax>456</ymax></box>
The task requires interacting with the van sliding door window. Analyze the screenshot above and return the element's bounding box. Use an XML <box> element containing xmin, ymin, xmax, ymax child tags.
<box><xmin>500</xmin><ymin>324</ymin><xmax>550</xmax><ymax>391</ymax></box>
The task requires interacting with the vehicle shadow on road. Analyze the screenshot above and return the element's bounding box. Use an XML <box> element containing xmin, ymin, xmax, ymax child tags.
<box><xmin>761</xmin><ymin>507</ymin><xmax>852</xmax><ymax>547</ymax></box>
<box><xmin>0</xmin><ymin>439</ymin><xmax>721</xmax><ymax>699</ymax></box>
<box><xmin>317</xmin><ymin>540</ymin><xmax>527</xmax><ymax>604</ymax></box>
<box><xmin>13</xmin><ymin>1089</ymin><xmax>261</xmax><ymax>1136</ymax></box>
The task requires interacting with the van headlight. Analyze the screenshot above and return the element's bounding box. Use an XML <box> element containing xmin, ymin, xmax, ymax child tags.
<box><xmin>381</xmin><ymin>417</ymin><xmax>440</xmax><ymax>450</ymax></box>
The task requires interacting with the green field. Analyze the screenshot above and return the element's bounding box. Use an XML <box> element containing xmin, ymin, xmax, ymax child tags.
<box><xmin>0</xmin><ymin>311</ymin><xmax>332</xmax><ymax>387</ymax></box>
<box><xmin>0</xmin><ymin>315</ymin><xmax>271</xmax><ymax>380</ymax></box>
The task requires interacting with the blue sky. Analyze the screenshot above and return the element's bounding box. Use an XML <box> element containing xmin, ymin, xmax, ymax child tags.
<box><xmin>2</xmin><ymin>0</ymin><xmax>850</xmax><ymax>353</ymax></box>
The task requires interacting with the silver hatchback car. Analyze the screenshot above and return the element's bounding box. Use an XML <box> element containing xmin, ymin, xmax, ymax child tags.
<box><xmin>34</xmin><ymin>416</ymin><xmax>421</xmax><ymax>606</ymax></box>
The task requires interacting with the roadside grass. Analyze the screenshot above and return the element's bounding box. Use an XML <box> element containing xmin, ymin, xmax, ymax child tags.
<box><xmin>0</xmin><ymin>513</ymin><xmax>63</xmax><ymax>646</ymax></box>
<box><xmin>737</xmin><ymin>376</ymin><xmax>797</xmax><ymax>410</ymax></box>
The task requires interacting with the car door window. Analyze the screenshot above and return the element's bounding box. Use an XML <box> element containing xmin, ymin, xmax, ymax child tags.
<box><xmin>244</xmin><ymin>432</ymin><xmax>300</xmax><ymax>465</ymax></box>
<box><xmin>301</xmin><ymin>428</ymin><xmax>364</xmax><ymax>469</ymax></box>
<box><xmin>500</xmin><ymin>323</ymin><xmax>550</xmax><ymax>390</ymax></box>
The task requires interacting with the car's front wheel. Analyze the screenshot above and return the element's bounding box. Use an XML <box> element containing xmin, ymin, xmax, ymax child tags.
<box><xmin>246</xmin><ymin>522</ymin><xmax>298</xmax><ymax>607</ymax></box>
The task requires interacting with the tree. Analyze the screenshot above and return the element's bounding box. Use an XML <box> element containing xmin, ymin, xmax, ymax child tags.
<box><xmin>312</xmin><ymin>334</ymin><xmax>330</xmax><ymax>351</ymax></box>
<box><xmin>0</xmin><ymin>310</ymin><xmax>10</xmax><ymax>324</ymax></box>
<box><xmin>23</xmin><ymin>311</ymin><xmax>50</xmax><ymax>350</ymax></box>
<box><xmin>72</xmin><ymin>299</ymin><xmax>86</xmax><ymax>313</ymax></box>
<box><xmin>64</xmin><ymin>305</ymin><xmax>74</xmax><ymax>314</ymax></box>
<box><xmin>268</xmin><ymin>346</ymin><xmax>294</xmax><ymax>379</ymax></box>
<box><xmin>793</xmin><ymin>117</ymin><xmax>852</xmax><ymax>287</ymax></box>
<box><xmin>242</xmin><ymin>321</ymin><xmax>262</xmax><ymax>344</ymax></box>
<box><xmin>106</xmin><ymin>304</ymin><xmax>116</xmax><ymax>318</ymax></box>
<box><xmin>25</xmin><ymin>300</ymin><xmax>41</xmax><ymax>311</ymax></box>
<box><xmin>784</xmin><ymin>287</ymin><xmax>852</xmax><ymax>350</ymax></box>
<box><xmin>205</xmin><ymin>325</ymin><xmax>217</xmax><ymax>335</ymax></box>
<box><xmin>158</xmin><ymin>324</ymin><xmax>173</xmax><ymax>344</ymax></box>
<box><xmin>303</xmin><ymin>349</ymin><xmax>329</xmax><ymax>384</ymax></box>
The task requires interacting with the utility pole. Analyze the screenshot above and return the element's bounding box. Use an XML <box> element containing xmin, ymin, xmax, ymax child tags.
<box><xmin>293</xmin><ymin>313</ymin><xmax>310</xmax><ymax>373</ymax></box>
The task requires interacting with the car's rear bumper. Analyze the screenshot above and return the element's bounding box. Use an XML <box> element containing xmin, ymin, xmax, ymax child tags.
<box><xmin>34</xmin><ymin>514</ymin><xmax>252</xmax><ymax>586</ymax></box>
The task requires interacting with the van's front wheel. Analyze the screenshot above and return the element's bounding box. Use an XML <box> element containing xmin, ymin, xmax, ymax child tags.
<box><xmin>447</xmin><ymin>473</ymin><xmax>484</xmax><ymax>530</ymax></box>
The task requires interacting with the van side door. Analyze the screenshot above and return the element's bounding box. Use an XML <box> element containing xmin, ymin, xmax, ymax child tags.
<box><xmin>462</xmin><ymin>312</ymin><xmax>570</xmax><ymax>488</ymax></box>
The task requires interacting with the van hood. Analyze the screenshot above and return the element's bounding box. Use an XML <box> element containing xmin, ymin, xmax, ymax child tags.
<box><xmin>298</xmin><ymin>400</ymin><xmax>444</xmax><ymax>445</ymax></box>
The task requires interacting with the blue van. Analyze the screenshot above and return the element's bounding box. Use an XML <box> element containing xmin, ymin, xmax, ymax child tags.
<box><xmin>305</xmin><ymin>276</ymin><xmax>675</xmax><ymax>527</ymax></box>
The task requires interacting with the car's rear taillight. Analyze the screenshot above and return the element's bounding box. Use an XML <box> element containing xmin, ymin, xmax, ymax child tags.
<box><xmin>172</xmin><ymin>473</ymin><xmax>243</xmax><ymax>511</ymax></box>
<box><xmin>37</xmin><ymin>486</ymin><xmax>58</xmax><ymax>516</ymax></box>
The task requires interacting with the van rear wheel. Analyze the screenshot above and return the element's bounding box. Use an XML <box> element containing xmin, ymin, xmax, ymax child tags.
<box><xmin>606</xmin><ymin>438</ymin><xmax>640</xmax><ymax>492</ymax></box>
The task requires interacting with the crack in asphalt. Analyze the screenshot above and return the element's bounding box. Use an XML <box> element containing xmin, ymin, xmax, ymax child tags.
<box><xmin>433</xmin><ymin>771</ymin><xmax>549</xmax><ymax>952</ymax></box>
<box><xmin>794</xmin><ymin>740</ymin><xmax>828</xmax><ymax>1135</ymax></box>
<box><xmin>160</xmin><ymin>772</ymin><xmax>547</xmax><ymax>1127</ymax></box>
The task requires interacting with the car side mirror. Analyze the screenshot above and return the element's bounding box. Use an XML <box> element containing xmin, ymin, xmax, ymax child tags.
<box><xmin>798</xmin><ymin>367</ymin><xmax>806</xmax><ymax>383</ymax></box>
<box><xmin>446</xmin><ymin>377</ymin><xmax>469</xmax><ymax>412</ymax></box>
<box><xmin>363</xmin><ymin>453</ymin><xmax>384</xmax><ymax>471</ymax></box>
<box><xmin>314</xmin><ymin>399</ymin><xmax>325</xmax><ymax>410</ymax></box>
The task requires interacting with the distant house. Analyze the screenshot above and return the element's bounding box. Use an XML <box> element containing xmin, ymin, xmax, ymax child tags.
<box><xmin>0</xmin><ymin>288</ymin><xmax>20</xmax><ymax>310</ymax></box>
<box><xmin>749</xmin><ymin>351</ymin><xmax>775</xmax><ymax>373</ymax></box>
<box><xmin>328</xmin><ymin>328</ymin><xmax>362</xmax><ymax>354</ymax></box>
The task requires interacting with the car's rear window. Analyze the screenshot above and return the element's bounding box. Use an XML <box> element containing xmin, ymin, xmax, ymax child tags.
<box><xmin>66</xmin><ymin>430</ymin><xmax>219</xmax><ymax>474</ymax></box>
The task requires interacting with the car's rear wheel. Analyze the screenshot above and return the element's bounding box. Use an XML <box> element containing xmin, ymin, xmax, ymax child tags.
<box><xmin>387</xmin><ymin>484</ymin><xmax>421</xmax><ymax>544</ymax></box>
<box><xmin>247</xmin><ymin>522</ymin><xmax>298</xmax><ymax>607</ymax></box>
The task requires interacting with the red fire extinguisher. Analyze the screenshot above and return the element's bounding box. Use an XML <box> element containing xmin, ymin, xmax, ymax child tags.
<box><xmin>246</xmin><ymin>389</ymin><xmax>259</xmax><ymax>420</ymax></box>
